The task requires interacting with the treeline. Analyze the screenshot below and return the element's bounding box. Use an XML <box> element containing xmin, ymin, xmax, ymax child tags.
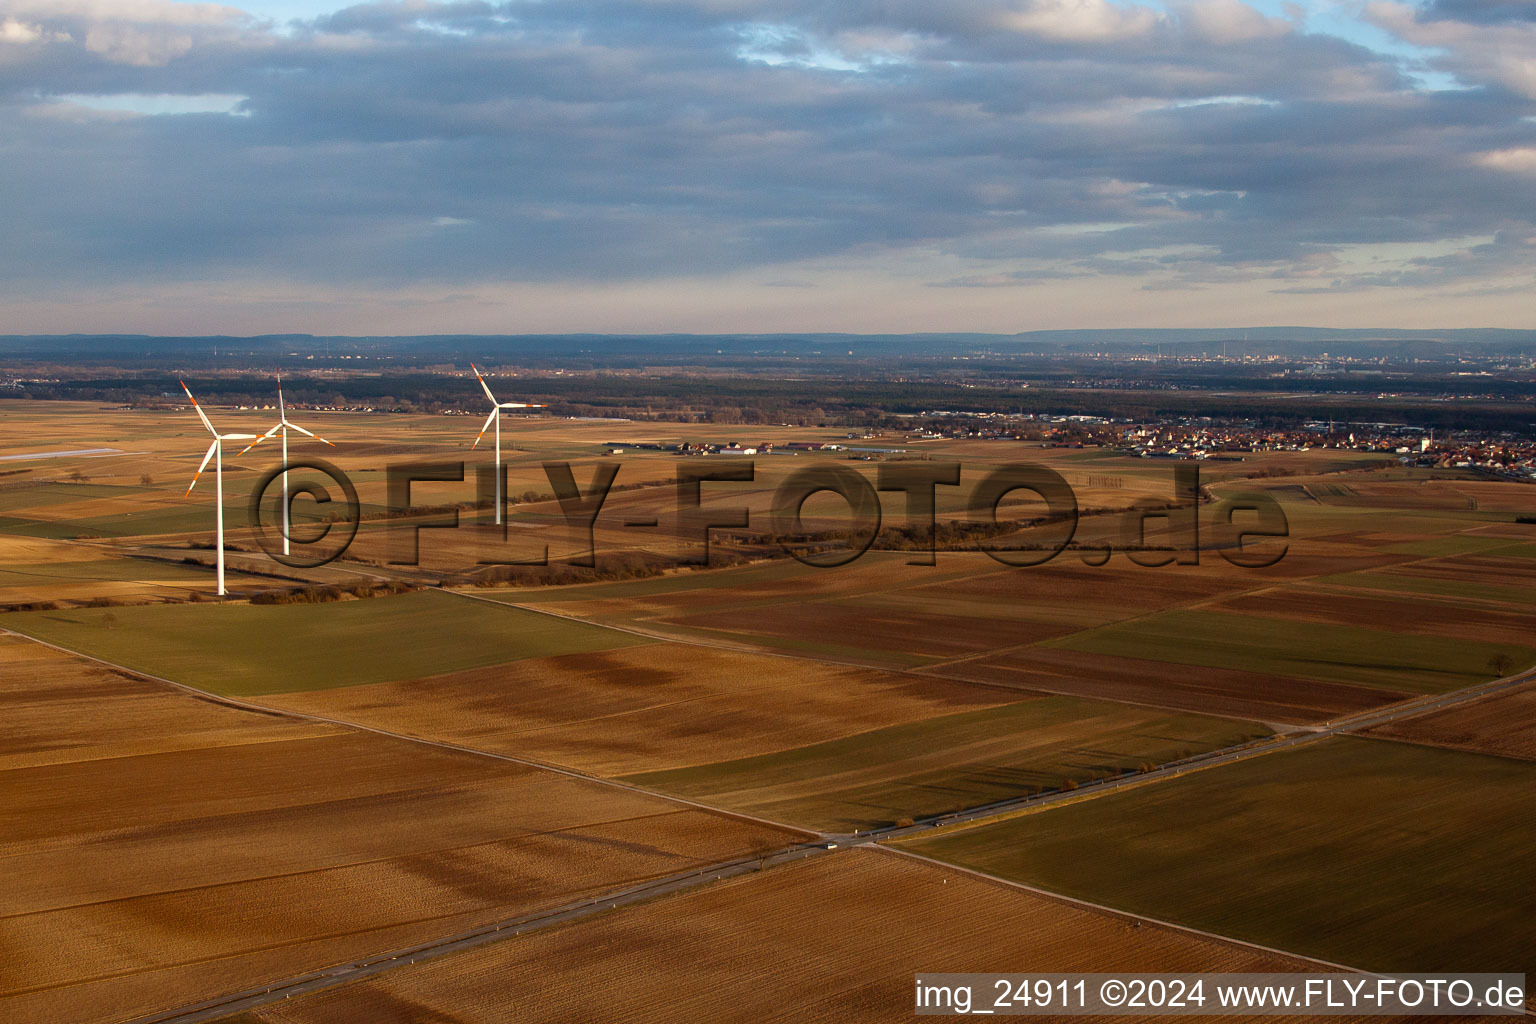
<box><xmin>249</xmin><ymin>580</ymin><xmax>420</xmax><ymax>605</ymax></box>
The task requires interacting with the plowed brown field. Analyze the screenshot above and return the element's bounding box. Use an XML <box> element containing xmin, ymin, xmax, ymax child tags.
<box><xmin>0</xmin><ymin>636</ymin><xmax>797</xmax><ymax>1024</ymax></box>
<box><xmin>266</xmin><ymin>644</ymin><xmax>1013</xmax><ymax>775</ymax></box>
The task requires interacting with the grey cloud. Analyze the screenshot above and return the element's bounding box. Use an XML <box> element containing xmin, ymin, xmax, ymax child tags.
<box><xmin>0</xmin><ymin>0</ymin><xmax>1532</xmax><ymax>302</ymax></box>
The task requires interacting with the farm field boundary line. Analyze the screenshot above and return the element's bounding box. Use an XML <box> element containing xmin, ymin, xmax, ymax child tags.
<box><xmin>7</xmin><ymin>583</ymin><xmax>1526</xmax><ymax>830</ymax></box>
<box><xmin>0</xmin><ymin>627</ymin><xmax>817</xmax><ymax>840</ymax></box>
<box><xmin>910</xmin><ymin>537</ymin><xmax>1531</xmax><ymax>676</ymax></box>
<box><xmin>149</xmin><ymin>495</ymin><xmax>1522</xmax><ymax>711</ymax></box>
<box><xmin>435</xmin><ymin>585</ymin><xmax>1302</xmax><ymax>720</ymax></box>
<box><xmin>441</xmin><ymin>584</ymin><xmax>1515</xmax><ymax>728</ymax></box>
<box><xmin>867</xmin><ymin>662</ymin><xmax>1536</xmax><ymax>842</ymax></box>
<box><xmin>883</xmin><ymin>844</ymin><xmax>1369</xmax><ymax>973</ymax></box>
<box><xmin>886</xmin><ymin>844</ymin><xmax>1536</xmax><ymax>1018</ymax></box>
<box><xmin>160</xmin><ymin>554</ymin><xmax>1449</xmax><ymax>728</ymax></box>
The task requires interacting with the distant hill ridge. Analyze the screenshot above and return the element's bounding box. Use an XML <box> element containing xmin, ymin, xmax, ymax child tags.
<box><xmin>3</xmin><ymin>327</ymin><xmax>1535</xmax><ymax>361</ymax></box>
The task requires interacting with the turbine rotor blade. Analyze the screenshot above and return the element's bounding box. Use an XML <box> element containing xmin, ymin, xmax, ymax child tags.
<box><xmin>239</xmin><ymin>424</ymin><xmax>282</xmax><ymax>456</ymax></box>
<box><xmin>471</xmin><ymin>407</ymin><xmax>498</xmax><ymax>450</ymax></box>
<box><xmin>187</xmin><ymin>440</ymin><xmax>218</xmax><ymax>495</ymax></box>
<box><xmin>471</xmin><ymin>363</ymin><xmax>498</xmax><ymax>404</ymax></box>
<box><xmin>285</xmin><ymin>421</ymin><xmax>335</xmax><ymax>445</ymax></box>
<box><xmin>180</xmin><ymin>380</ymin><xmax>217</xmax><ymax>436</ymax></box>
<box><xmin>499</xmin><ymin>402</ymin><xmax>546</xmax><ymax>409</ymax></box>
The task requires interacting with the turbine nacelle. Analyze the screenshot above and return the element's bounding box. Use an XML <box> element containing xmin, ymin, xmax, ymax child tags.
<box><xmin>472</xmin><ymin>363</ymin><xmax>547</xmax><ymax>410</ymax></box>
<box><xmin>240</xmin><ymin>375</ymin><xmax>335</xmax><ymax>455</ymax></box>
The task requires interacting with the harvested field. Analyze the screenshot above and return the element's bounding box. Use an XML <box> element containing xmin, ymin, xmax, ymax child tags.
<box><xmin>0</xmin><ymin>635</ymin><xmax>797</xmax><ymax>1024</ymax></box>
<box><xmin>225</xmin><ymin>848</ymin><xmax>1446</xmax><ymax>1024</ymax></box>
<box><xmin>1362</xmin><ymin>679</ymin><xmax>1536</xmax><ymax>760</ymax></box>
<box><xmin>622</xmin><ymin>697</ymin><xmax>1268</xmax><ymax>831</ymax></box>
<box><xmin>1044</xmin><ymin>609</ymin><xmax>1536</xmax><ymax>693</ymax></box>
<box><xmin>930</xmin><ymin>646</ymin><xmax>1407</xmax><ymax>724</ymax></box>
<box><xmin>905</xmin><ymin>737</ymin><xmax>1536</xmax><ymax>974</ymax></box>
<box><xmin>266</xmin><ymin>644</ymin><xmax>1012</xmax><ymax>775</ymax></box>
<box><xmin>2</xmin><ymin>589</ymin><xmax>650</xmax><ymax>695</ymax></box>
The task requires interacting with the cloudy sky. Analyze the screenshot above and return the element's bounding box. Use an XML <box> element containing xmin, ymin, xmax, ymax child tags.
<box><xmin>0</xmin><ymin>0</ymin><xmax>1532</xmax><ymax>334</ymax></box>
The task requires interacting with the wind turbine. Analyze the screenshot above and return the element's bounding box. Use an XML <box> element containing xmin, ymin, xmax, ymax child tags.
<box><xmin>238</xmin><ymin>374</ymin><xmax>334</xmax><ymax>556</ymax></box>
<box><xmin>470</xmin><ymin>364</ymin><xmax>545</xmax><ymax>525</ymax></box>
<box><xmin>181</xmin><ymin>381</ymin><xmax>259</xmax><ymax>596</ymax></box>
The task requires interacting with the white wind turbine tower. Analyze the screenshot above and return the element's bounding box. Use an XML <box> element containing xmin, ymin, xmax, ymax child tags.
<box><xmin>238</xmin><ymin>374</ymin><xmax>334</xmax><ymax>556</ymax></box>
<box><xmin>470</xmin><ymin>364</ymin><xmax>546</xmax><ymax>525</ymax></box>
<box><xmin>181</xmin><ymin>381</ymin><xmax>259</xmax><ymax>596</ymax></box>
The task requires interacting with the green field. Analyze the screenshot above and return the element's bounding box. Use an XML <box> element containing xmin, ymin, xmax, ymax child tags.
<box><xmin>903</xmin><ymin>737</ymin><xmax>1536</xmax><ymax>974</ymax></box>
<box><xmin>0</xmin><ymin>558</ymin><xmax>223</xmax><ymax>586</ymax></box>
<box><xmin>0</xmin><ymin>503</ymin><xmax>234</xmax><ymax>539</ymax></box>
<box><xmin>0</xmin><ymin>482</ymin><xmax>151</xmax><ymax>513</ymax></box>
<box><xmin>3</xmin><ymin>589</ymin><xmax>652</xmax><ymax>695</ymax></box>
<box><xmin>1044</xmin><ymin>609</ymin><xmax>1535</xmax><ymax>693</ymax></box>
<box><xmin>0</xmin><ymin>494</ymin><xmax>392</xmax><ymax>540</ymax></box>
<box><xmin>622</xmin><ymin>697</ymin><xmax>1268</xmax><ymax>831</ymax></box>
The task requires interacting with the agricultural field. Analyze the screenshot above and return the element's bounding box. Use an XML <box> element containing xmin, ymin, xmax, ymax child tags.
<box><xmin>1212</xmin><ymin>583</ymin><xmax>1536</xmax><ymax>646</ymax></box>
<box><xmin>3</xmin><ymin>589</ymin><xmax>650</xmax><ymax>695</ymax></box>
<box><xmin>622</xmin><ymin>697</ymin><xmax>1269</xmax><ymax>831</ymax></box>
<box><xmin>263</xmin><ymin>644</ymin><xmax>1015</xmax><ymax>775</ymax></box>
<box><xmin>903</xmin><ymin>737</ymin><xmax>1536</xmax><ymax>975</ymax></box>
<box><xmin>931</xmin><ymin>646</ymin><xmax>1408</xmax><ymax>723</ymax></box>
<box><xmin>222</xmin><ymin>849</ymin><xmax>1411</xmax><ymax>1024</ymax></box>
<box><xmin>0</xmin><ymin>634</ymin><xmax>799</xmax><ymax>1024</ymax></box>
<box><xmin>1363</xmin><ymin>680</ymin><xmax>1536</xmax><ymax>761</ymax></box>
